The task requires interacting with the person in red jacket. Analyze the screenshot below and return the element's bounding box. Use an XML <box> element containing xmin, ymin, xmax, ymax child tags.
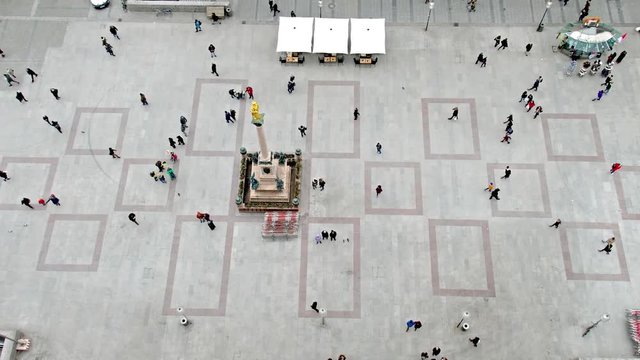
<box><xmin>245</xmin><ymin>86</ymin><xmax>254</xmax><ymax>99</ymax></box>
<box><xmin>610</xmin><ymin>163</ymin><xmax>622</xmax><ymax>174</ymax></box>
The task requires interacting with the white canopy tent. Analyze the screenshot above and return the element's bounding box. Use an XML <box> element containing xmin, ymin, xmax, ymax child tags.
<box><xmin>349</xmin><ymin>18</ymin><xmax>386</xmax><ymax>54</ymax></box>
<box><xmin>312</xmin><ymin>18</ymin><xmax>349</xmax><ymax>54</ymax></box>
<box><xmin>276</xmin><ymin>17</ymin><xmax>314</xmax><ymax>53</ymax></box>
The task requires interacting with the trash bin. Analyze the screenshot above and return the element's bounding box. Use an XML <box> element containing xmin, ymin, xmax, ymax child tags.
<box><xmin>225</xmin><ymin>7</ymin><xmax>232</xmax><ymax>17</ymax></box>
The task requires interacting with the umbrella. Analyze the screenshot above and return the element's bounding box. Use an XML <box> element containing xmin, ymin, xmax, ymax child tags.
<box><xmin>557</xmin><ymin>22</ymin><xmax>623</xmax><ymax>56</ymax></box>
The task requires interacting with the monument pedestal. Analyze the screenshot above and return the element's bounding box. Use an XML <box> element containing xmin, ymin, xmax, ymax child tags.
<box><xmin>248</xmin><ymin>152</ymin><xmax>292</xmax><ymax>203</ymax></box>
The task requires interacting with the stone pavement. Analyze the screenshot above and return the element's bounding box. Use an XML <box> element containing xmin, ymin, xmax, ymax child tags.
<box><xmin>2</xmin><ymin>1</ymin><xmax>640</xmax><ymax>360</ymax></box>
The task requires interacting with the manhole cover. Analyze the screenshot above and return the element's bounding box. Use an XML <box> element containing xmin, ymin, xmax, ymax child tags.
<box><xmin>328</xmin><ymin>3</ymin><xmax>335</xmax><ymax>9</ymax></box>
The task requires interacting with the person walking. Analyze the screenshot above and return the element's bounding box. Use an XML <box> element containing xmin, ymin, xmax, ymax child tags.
<box><xmin>105</xmin><ymin>43</ymin><xmax>115</xmax><ymax>56</ymax></box>
<box><xmin>469</xmin><ymin>337</ymin><xmax>480</xmax><ymax>347</ymax></box>
<box><xmin>128</xmin><ymin>212</ymin><xmax>139</xmax><ymax>225</ymax></box>
<box><xmin>330</xmin><ymin>230</ymin><xmax>337</xmax><ymax>241</ymax></box>
<box><xmin>498</xmin><ymin>38</ymin><xmax>508</xmax><ymax>50</ymax></box>
<box><xmin>16</xmin><ymin>92</ymin><xmax>28</xmax><ymax>103</ymax></box>
<box><xmin>139</xmin><ymin>93</ymin><xmax>148</xmax><ymax>105</ymax></box>
<box><xmin>269</xmin><ymin>0</ymin><xmax>274</xmax><ymax>11</ymax></box>
<box><xmin>606</xmin><ymin>52</ymin><xmax>617</xmax><ymax>64</ymax></box>
<box><xmin>298</xmin><ymin>125</ymin><xmax>307</xmax><ymax>137</ymax></box>
<box><xmin>245</xmin><ymin>86</ymin><xmax>254</xmax><ymax>99</ymax></box>
<box><xmin>194</xmin><ymin>19</ymin><xmax>202</xmax><ymax>32</ymax></box>
<box><xmin>4</xmin><ymin>73</ymin><xmax>19</xmax><ymax>86</ymax></box>
<box><xmin>311</xmin><ymin>301</ymin><xmax>319</xmax><ymax>312</ymax></box>
<box><xmin>493</xmin><ymin>35</ymin><xmax>501</xmax><ymax>47</ymax></box>
<box><xmin>504</xmin><ymin>115</ymin><xmax>513</xmax><ymax>129</ymax></box>
<box><xmin>155</xmin><ymin>160</ymin><xmax>164</xmax><ymax>172</ymax></box>
<box><xmin>167</xmin><ymin>168</ymin><xmax>176</xmax><ymax>180</ymax></box>
<box><xmin>475</xmin><ymin>52</ymin><xmax>484</xmax><ymax>64</ymax></box>
<box><xmin>489</xmin><ymin>188</ymin><xmax>500</xmax><ymax>200</ymax></box>
<box><xmin>375</xmin><ymin>185</ymin><xmax>383</xmax><ymax>197</ymax></box>
<box><xmin>26</xmin><ymin>68</ymin><xmax>38</xmax><ymax>82</ymax></box>
<box><xmin>50</xmin><ymin>120</ymin><xmax>62</xmax><ymax>134</ymax></box>
<box><xmin>318</xmin><ymin>178</ymin><xmax>325</xmax><ymax>191</ymax></box>
<box><xmin>168</xmin><ymin>137</ymin><xmax>176</xmax><ymax>149</ymax></box>
<box><xmin>272</xmin><ymin>3</ymin><xmax>280</xmax><ymax>16</ymax></box>
<box><xmin>225</xmin><ymin>111</ymin><xmax>233</xmax><ymax>124</ymax></box>
<box><xmin>376</xmin><ymin>142</ymin><xmax>382</xmax><ymax>154</ymax></box>
<box><xmin>406</xmin><ymin>320</ymin><xmax>416</xmax><ymax>332</ymax></box>
<box><xmin>354</xmin><ymin>108</ymin><xmax>359</xmax><ymax>120</ymax></box>
<box><xmin>176</xmin><ymin>135</ymin><xmax>185</xmax><ymax>145</ymax></box>
<box><xmin>110</xmin><ymin>25</ymin><xmax>120</xmax><ymax>39</ymax></box>
<box><xmin>519</xmin><ymin>91</ymin><xmax>528</xmax><ymax>102</ymax></box>
<box><xmin>598</xmin><ymin>242</ymin><xmax>613</xmax><ymax>254</ymax></box>
<box><xmin>180</xmin><ymin>116</ymin><xmax>188</xmax><ymax>136</ymax></box>
<box><xmin>109</xmin><ymin>147</ymin><xmax>121</xmax><ymax>158</ymax></box>
<box><xmin>528</xmin><ymin>76</ymin><xmax>543</xmax><ymax>91</ymax></box>
<box><xmin>101</xmin><ymin>36</ymin><xmax>108</xmax><ymax>46</ymax></box>
<box><xmin>46</xmin><ymin>194</ymin><xmax>61</xmax><ymax>206</ymax></box>
<box><xmin>208</xmin><ymin>44</ymin><xmax>216</xmax><ymax>57</ymax></box>
<box><xmin>610</xmin><ymin>162</ymin><xmax>622</xmax><ymax>174</ymax></box>
<box><xmin>321</xmin><ymin>230</ymin><xmax>329</xmax><ymax>241</ymax></box>
<box><xmin>287</xmin><ymin>80</ymin><xmax>295</xmax><ymax>93</ymax></box>
<box><xmin>592</xmin><ymin>89</ymin><xmax>605</xmax><ymax>101</ymax></box>
<box><xmin>211</xmin><ymin>63</ymin><xmax>219</xmax><ymax>76</ymax></box>
<box><xmin>616</xmin><ymin>50</ymin><xmax>627</xmax><ymax>64</ymax></box>
<box><xmin>533</xmin><ymin>106</ymin><xmax>543</xmax><ymax>119</ymax></box>
<box><xmin>603</xmin><ymin>82</ymin><xmax>612</xmax><ymax>94</ymax></box>
<box><xmin>480</xmin><ymin>56</ymin><xmax>487</xmax><ymax>67</ymax></box>
<box><xmin>601</xmin><ymin>75</ymin><xmax>613</xmax><ymax>86</ymax></box>
<box><xmin>290</xmin><ymin>10</ymin><xmax>296</xmax><ymax>17</ymax></box>
<box><xmin>21</xmin><ymin>197</ymin><xmax>34</xmax><ymax>209</ymax></box>
<box><xmin>525</xmin><ymin>43</ymin><xmax>533</xmax><ymax>56</ymax></box>
<box><xmin>578</xmin><ymin>8</ymin><xmax>588</xmax><ymax>21</ymax></box>
<box><xmin>602</xmin><ymin>236</ymin><xmax>616</xmax><ymax>246</ymax></box>
<box><xmin>50</xmin><ymin>88</ymin><xmax>60</xmax><ymax>100</ymax></box>
<box><xmin>484</xmin><ymin>182</ymin><xmax>494</xmax><ymax>192</ymax></box>
<box><xmin>0</xmin><ymin>170</ymin><xmax>10</xmax><ymax>181</ymax></box>
<box><xmin>549</xmin><ymin>219</ymin><xmax>562</xmax><ymax>228</ymax></box>
<box><xmin>526</xmin><ymin>99</ymin><xmax>535</xmax><ymax>112</ymax></box>
<box><xmin>501</xmin><ymin>166</ymin><xmax>511</xmax><ymax>179</ymax></box>
<box><xmin>230</xmin><ymin>109</ymin><xmax>237</xmax><ymax>122</ymax></box>
<box><xmin>448</xmin><ymin>107</ymin><xmax>459</xmax><ymax>120</ymax></box>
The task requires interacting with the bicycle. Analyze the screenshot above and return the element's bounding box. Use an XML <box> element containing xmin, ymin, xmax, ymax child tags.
<box><xmin>155</xmin><ymin>8</ymin><xmax>172</xmax><ymax>16</ymax></box>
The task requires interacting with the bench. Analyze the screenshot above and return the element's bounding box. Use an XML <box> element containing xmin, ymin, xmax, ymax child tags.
<box><xmin>206</xmin><ymin>3</ymin><xmax>228</xmax><ymax>19</ymax></box>
<box><xmin>127</xmin><ymin>0</ymin><xmax>230</xmax><ymax>14</ymax></box>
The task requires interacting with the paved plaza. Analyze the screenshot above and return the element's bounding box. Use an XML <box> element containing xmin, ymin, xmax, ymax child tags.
<box><xmin>2</xmin><ymin>0</ymin><xmax>640</xmax><ymax>359</ymax></box>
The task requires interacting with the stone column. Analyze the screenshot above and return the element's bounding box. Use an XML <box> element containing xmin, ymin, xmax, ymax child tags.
<box><xmin>256</xmin><ymin>125</ymin><xmax>270</xmax><ymax>161</ymax></box>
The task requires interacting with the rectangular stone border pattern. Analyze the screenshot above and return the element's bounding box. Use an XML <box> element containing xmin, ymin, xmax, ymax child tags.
<box><xmin>36</xmin><ymin>214</ymin><xmax>108</xmax><ymax>272</ymax></box>
<box><xmin>65</xmin><ymin>107</ymin><xmax>128</xmax><ymax>156</ymax></box>
<box><xmin>613</xmin><ymin>165</ymin><xmax>640</xmax><ymax>220</ymax></box>
<box><xmin>422</xmin><ymin>98</ymin><xmax>481</xmax><ymax>160</ymax></box>
<box><xmin>298</xmin><ymin>217</ymin><xmax>361</xmax><ymax>318</ymax></box>
<box><xmin>162</xmin><ymin>216</ymin><xmax>234</xmax><ymax>316</ymax></box>
<box><xmin>307</xmin><ymin>80</ymin><xmax>360</xmax><ymax>159</ymax></box>
<box><xmin>486</xmin><ymin>163</ymin><xmax>552</xmax><ymax>218</ymax></box>
<box><xmin>0</xmin><ymin>157</ymin><xmax>58</xmax><ymax>211</ymax></box>
<box><xmin>186</xmin><ymin>78</ymin><xmax>248</xmax><ymax>157</ymax></box>
<box><xmin>364</xmin><ymin>161</ymin><xmax>423</xmax><ymax>215</ymax></box>
<box><xmin>558</xmin><ymin>222</ymin><xmax>629</xmax><ymax>281</ymax></box>
<box><xmin>540</xmin><ymin>113</ymin><xmax>605</xmax><ymax>162</ymax></box>
<box><xmin>113</xmin><ymin>158</ymin><xmax>180</xmax><ymax>212</ymax></box>
<box><xmin>429</xmin><ymin>219</ymin><xmax>496</xmax><ymax>297</ymax></box>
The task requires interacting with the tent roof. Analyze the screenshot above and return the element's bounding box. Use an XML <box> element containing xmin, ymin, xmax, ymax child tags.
<box><xmin>276</xmin><ymin>17</ymin><xmax>314</xmax><ymax>53</ymax></box>
<box><xmin>312</xmin><ymin>18</ymin><xmax>349</xmax><ymax>54</ymax></box>
<box><xmin>349</xmin><ymin>18</ymin><xmax>386</xmax><ymax>54</ymax></box>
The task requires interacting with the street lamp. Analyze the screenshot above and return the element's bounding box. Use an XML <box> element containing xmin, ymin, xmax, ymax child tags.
<box><xmin>536</xmin><ymin>1</ymin><xmax>552</xmax><ymax>32</ymax></box>
<box><xmin>582</xmin><ymin>313</ymin><xmax>610</xmax><ymax>337</ymax></box>
<box><xmin>318</xmin><ymin>0</ymin><xmax>323</xmax><ymax>18</ymax></box>
<box><xmin>425</xmin><ymin>1</ymin><xmax>435</xmax><ymax>32</ymax></box>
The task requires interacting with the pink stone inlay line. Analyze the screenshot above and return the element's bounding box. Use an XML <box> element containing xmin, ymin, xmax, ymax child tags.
<box><xmin>307</xmin><ymin>80</ymin><xmax>360</xmax><ymax>159</ymax></box>
<box><xmin>113</xmin><ymin>158</ymin><xmax>180</xmax><ymax>212</ymax></box>
<box><xmin>364</xmin><ymin>161</ymin><xmax>423</xmax><ymax>215</ymax></box>
<box><xmin>429</xmin><ymin>219</ymin><xmax>495</xmax><ymax>297</ymax></box>
<box><xmin>37</xmin><ymin>214</ymin><xmax>108</xmax><ymax>272</ymax></box>
<box><xmin>422</xmin><ymin>98</ymin><xmax>481</xmax><ymax>160</ymax></box>
<box><xmin>540</xmin><ymin>113</ymin><xmax>605</xmax><ymax>162</ymax></box>
<box><xmin>298</xmin><ymin>217</ymin><xmax>361</xmax><ymax>319</ymax></box>
<box><xmin>0</xmin><ymin>157</ymin><xmax>59</xmax><ymax>211</ymax></box>
<box><xmin>186</xmin><ymin>78</ymin><xmax>247</xmax><ymax>157</ymax></box>
<box><xmin>65</xmin><ymin>107</ymin><xmax>129</xmax><ymax>156</ymax></box>
<box><xmin>162</xmin><ymin>215</ymin><xmax>234</xmax><ymax>316</ymax></box>
<box><xmin>612</xmin><ymin>165</ymin><xmax>640</xmax><ymax>220</ymax></box>
<box><xmin>558</xmin><ymin>222</ymin><xmax>629</xmax><ymax>281</ymax></box>
<box><xmin>486</xmin><ymin>163</ymin><xmax>552</xmax><ymax>218</ymax></box>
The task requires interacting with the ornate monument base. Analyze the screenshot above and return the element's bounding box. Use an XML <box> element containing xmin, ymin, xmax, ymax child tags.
<box><xmin>236</xmin><ymin>148</ymin><xmax>302</xmax><ymax>212</ymax></box>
